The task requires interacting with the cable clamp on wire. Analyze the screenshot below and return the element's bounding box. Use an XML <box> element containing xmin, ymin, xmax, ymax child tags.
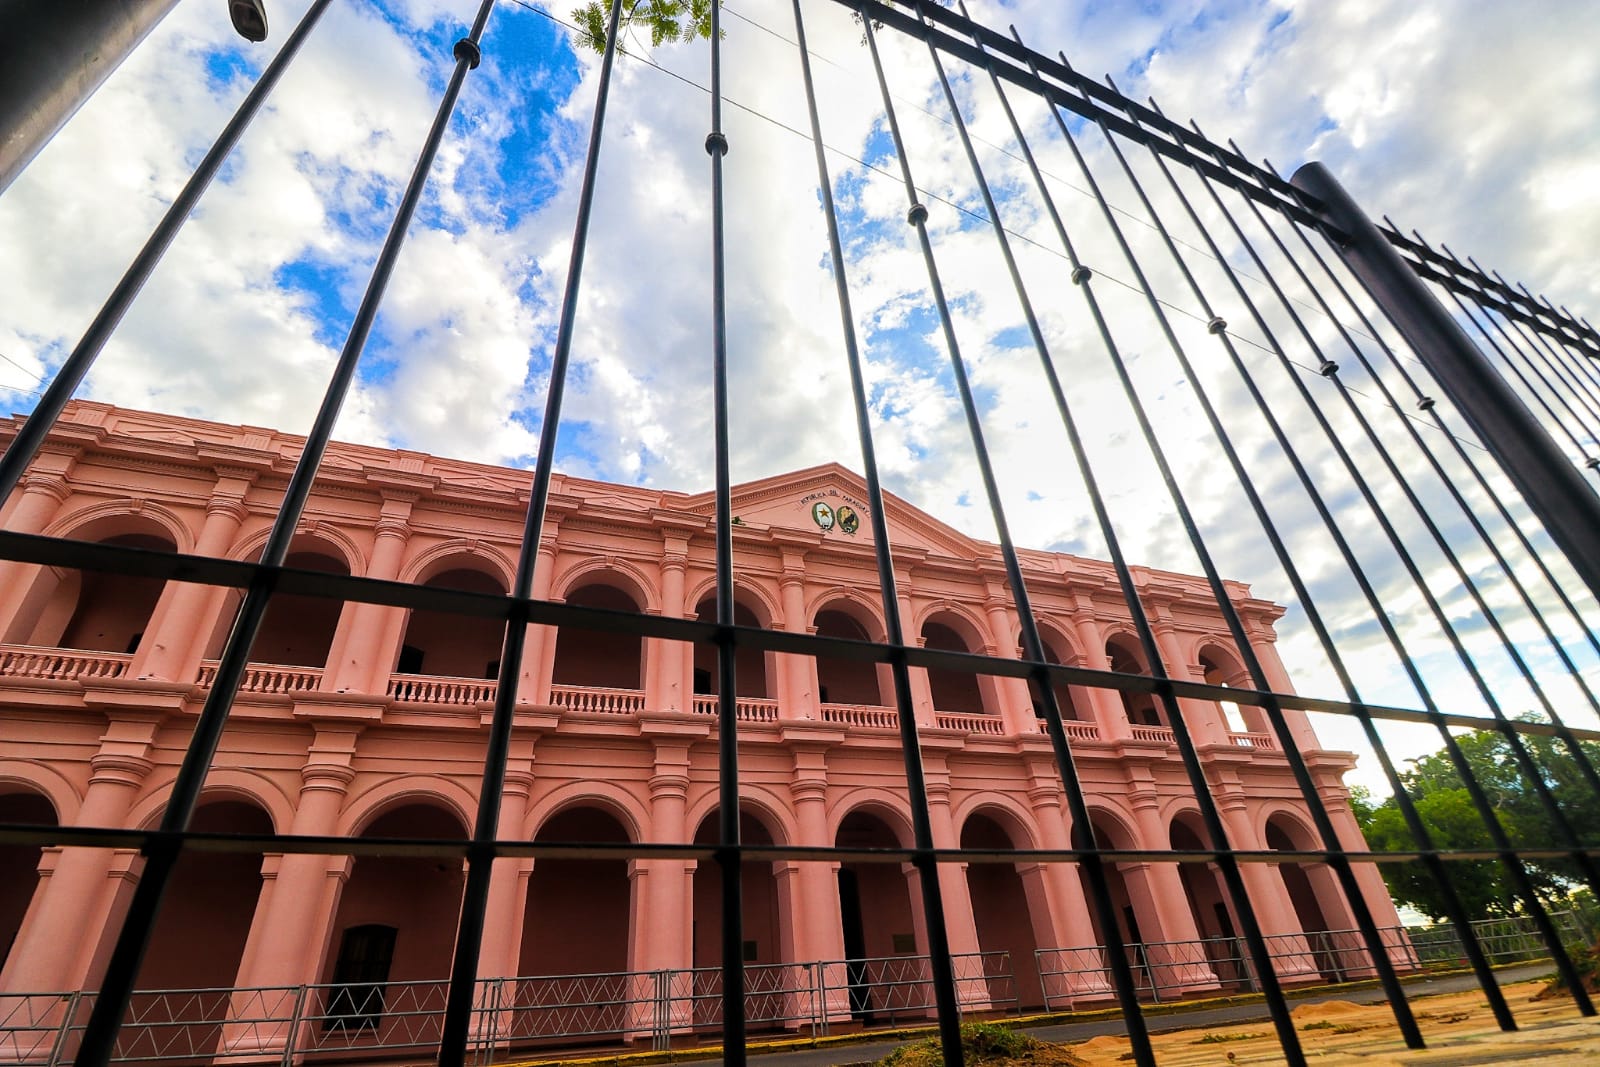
<box><xmin>453</xmin><ymin>38</ymin><xmax>481</xmax><ymax>69</ymax></box>
<box><xmin>1206</xmin><ymin>316</ymin><xmax>1227</xmax><ymax>335</ymax></box>
<box><xmin>704</xmin><ymin>132</ymin><xmax>729</xmax><ymax>157</ymax></box>
<box><xmin>1318</xmin><ymin>360</ymin><xmax>1339</xmax><ymax>377</ymax></box>
<box><xmin>1070</xmin><ymin>265</ymin><xmax>1092</xmax><ymax>285</ymax></box>
<box><xmin>1417</xmin><ymin>396</ymin><xmax>1436</xmax><ymax>412</ymax></box>
<box><xmin>906</xmin><ymin>203</ymin><xmax>928</xmax><ymax>226</ymax></box>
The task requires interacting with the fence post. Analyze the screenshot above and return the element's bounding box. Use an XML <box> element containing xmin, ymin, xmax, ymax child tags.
<box><xmin>1292</xmin><ymin>162</ymin><xmax>1600</xmax><ymax>598</ymax></box>
<box><xmin>47</xmin><ymin>992</ymin><xmax>82</xmax><ymax>1067</ymax></box>
<box><xmin>279</xmin><ymin>985</ymin><xmax>306</xmax><ymax>1067</ymax></box>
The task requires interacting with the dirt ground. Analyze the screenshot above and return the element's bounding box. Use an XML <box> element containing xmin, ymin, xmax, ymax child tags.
<box><xmin>1061</xmin><ymin>980</ymin><xmax>1600</xmax><ymax>1065</ymax></box>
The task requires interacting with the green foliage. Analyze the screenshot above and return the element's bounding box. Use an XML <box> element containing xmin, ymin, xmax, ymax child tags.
<box><xmin>880</xmin><ymin>1022</ymin><xmax>1034</xmax><ymax>1067</ymax></box>
<box><xmin>1352</xmin><ymin>719</ymin><xmax>1600</xmax><ymax>921</ymax></box>
<box><xmin>570</xmin><ymin>0</ymin><xmax>715</xmax><ymax>55</ymax></box>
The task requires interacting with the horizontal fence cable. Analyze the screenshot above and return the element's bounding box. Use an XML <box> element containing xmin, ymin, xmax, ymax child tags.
<box><xmin>1207</xmin><ymin>156</ymin><xmax>1600</xmax><ymax>1008</ymax></box>
<box><xmin>70</xmin><ymin>6</ymin><xmax>502</xmax><ymax>1066</ymax></box>
<box><xmin>792</xmin><ymin>2</ymin><xmax>972</xmax><ymax>1064</ymax></box>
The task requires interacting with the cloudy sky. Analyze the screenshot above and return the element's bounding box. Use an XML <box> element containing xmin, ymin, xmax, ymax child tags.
<box><xmin>2</xmin><ymin>0</ymin><xmax>1598</xmax><ymax>792</ymax></box>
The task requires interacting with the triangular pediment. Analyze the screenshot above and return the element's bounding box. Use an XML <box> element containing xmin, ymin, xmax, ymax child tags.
<box><xmin>678</xmin><ymin>464</ymin><xmax>981</xmax><ymax>559</ymax></box>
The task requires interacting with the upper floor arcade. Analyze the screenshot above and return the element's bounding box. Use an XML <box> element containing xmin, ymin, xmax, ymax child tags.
<box><xmin>0</xmin><ymin>402</ymin><xmax>1320</xmax><ymax>760</ymax></box>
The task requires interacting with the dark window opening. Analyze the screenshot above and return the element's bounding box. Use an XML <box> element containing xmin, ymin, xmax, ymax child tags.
<box><xmin>325</xmin><ymin>924</ymin><xmax>397</xmax><ymax>1032</ymax></box>
<box><xmin>397</xmin><ymin>645</ymin><xmax>424</xmax><ymax>675</ymax></box>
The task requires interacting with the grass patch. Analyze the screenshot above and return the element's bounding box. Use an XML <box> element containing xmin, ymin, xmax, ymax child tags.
<box><xmin>1193</xmin><ymin>1032</ymin><xmax>1264</xmax><ymax>1044</ymax></box>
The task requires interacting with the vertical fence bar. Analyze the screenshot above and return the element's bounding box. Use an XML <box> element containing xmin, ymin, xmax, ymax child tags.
<box><xmin>705</xmin><ymin>0</ymin><xmax>747</xmax><ymax>1060</ymax></box>
<box><xmin>71</xmin><ymin>7</ymin><xmax>499</xmax><ymax>1063</ymax></box>
<box><xmin>436</xmin><ymin>2</ymin><xmax>616</xmax><ymax>1065</ymax></box>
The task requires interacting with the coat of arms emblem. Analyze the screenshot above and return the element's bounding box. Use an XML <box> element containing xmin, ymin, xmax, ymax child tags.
<box><xmin>836</xmin><ymin>505</ymin><xmax>859</xmax><ymax>535</ymax></box>
<box><xmin>811</xmin><ymin>501</ymin><xmax>835</xmax><ymax>530</ymax></box>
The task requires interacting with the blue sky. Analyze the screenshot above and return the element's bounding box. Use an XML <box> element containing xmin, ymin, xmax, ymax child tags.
<box><xmin>2</xmin><ymin>0</ymin><xmax>1599</xmax><ymax>792</ymax></box>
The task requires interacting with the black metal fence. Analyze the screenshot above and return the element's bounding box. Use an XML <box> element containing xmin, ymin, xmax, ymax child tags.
<box><xmin>2</xmin><ymin>2</ymin><xmax>1599</xmax><ymax>1067</ymax></box>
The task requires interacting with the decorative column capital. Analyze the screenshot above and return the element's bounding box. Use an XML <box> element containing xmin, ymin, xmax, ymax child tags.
<box><xmin>89</xmin><ymin>752</ymin><xmax>154</xmax><ymax>788</ymax></box>
<box><xmin>18</xmin><ymin>471</ymin><xmax>72</xmax><ymax>504</ymax></box>
<box><xmin>648</xmin><ymin>771</ymin><xmax>690</xmax><ymax>802</ymax></box>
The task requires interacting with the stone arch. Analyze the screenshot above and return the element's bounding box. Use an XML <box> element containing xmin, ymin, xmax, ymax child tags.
<box><xmin>551</xmin><ymin>568</ymin><xmax>650</xmax><ymax>692</ymax></box>
<box><xmin>522</xmin><ymin>801</ymin><xmax>637</xmax><ymax>984</ymax></box>
<box><xmin>7</xmin><ymin>515</ymin><xmax>180</xmax><ymax>650</ymax></box>
<box><xmin>227</xmin><ymin>522</ymin><xmax>364</xmax><ymax>578</ymax></box>
<box><xmin>1196</xmin><ymin>642</ymin><xmax>1262</xmax><ymax>733</ymax></box>
<box><xmin>953</xmin><ymin>795</ymin><xmax>1040</xmax><ymax>850</ymax></box>
<box><xmin>1026</xmin><ymin>622</ymin><xmax>1090</xmax><ymax>723</ymax></box>
<box><xmin>137</xmin><ymin>796</ymin><xmax>277</xmax><ymax>994</ymax></box>
<box><xmin>0</xmin><ymin>784</ymin><xmax>58</xmax><ymax>974</ymax></box>
<box><xmin>806</xmin><ymin>590</ymin><xmax>887</xmax><ymax>641</ymax></box>
<box><xmin>337</xmin><ymin>776</ymin><xmax>477</xmax><ymax>839</ymax></box>
<box><xmin>834</xmin><ymin>800</ymin><xmax>923</xmax><ymax>1016</ymax></box>
<box><xmin>522</xmin><ymin>782</ymin><xmax>649</xmax><ymax>844</ymax></box>
<box><xmin>689</xmin><ymin>798</ymin><xmax>796</xmax><ymax>976</ymax></box>
<box><xmin>829</xmin><ymin>791</ymin><xmax>917</xmax><ymax>850</ymax></box>
<box><xmin>45</xmin><ymin>499</ymin><xmax>194</xmax><ymax>553</ymax></box>
<box><xmin>812</xmin><ymin>595</ymin><xmax>892</xmax><ymax>708</ymax></box>
<box><xmin>919</xmin><ymin>606</ymin><xmax>996</xmax><ymax>717</ymax></box>
<box><xmin>552</xmin><ymin>557</ymin><xmax>658</xmax><ymax>614</ymax></box>
<box><xmin>126</xmin><ymin>773</ymin><xmax>292</xmax><ymax>837</ymax></box>
<box><xmin>394</xmin><ymin>552</ymin><xmax>512</xmax><ymax>681</ymax></box>
<box><xmin>1104</xmin><ymin>632</ymin><xmax>1163</xmax><ymax>727</ymax></box>
<box><xmin>684</xmin><ymin>785</ymin><xmax>797</xmax><ymax>849</ymax></box>
<box><xmin>1167</xmin><ymin>808</ymin><xmax>1243</xmax><ymax>982</ymax></box>
<box><xmin>201</xmin><ymin>532</ymin><xmax>356</xmax><ymax>667</ymax></box>
<box><xmin>1264</xmin><ymin>810</ymin><xmax>1341</xmax><ymax>978</ymax></box>
<box><xmin>324</xmin><ymin>799</ymin><xmax>469</xmax><ymax>1011</ymax></box>
<box><xmin>690</xmin><ymin>582</ymin><xmax>778</xmax><ymax>700</ymax></box>
<box><xmin>959</xmin><ymin>802</ymin><xmax>1049</xmax><ymax>1008</ymax></box>
<box><xmin>401</xmin><ymin>540</ymin><xmax>517</xmax><ymax>591</ymax></box>
<box><xmin>0</xmin><ymin>760</ymin><xmax>81</xmax><ymax>825</ymax></box>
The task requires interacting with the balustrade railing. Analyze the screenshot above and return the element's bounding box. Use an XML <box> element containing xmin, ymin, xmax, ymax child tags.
<box><xmin>1227</xmin><ymin>731</ymin><xmax>1278</xmax><ymax>750</ymax></box>
<box><xmin>690</xmin><ymin>694</ymin><xmax>779</xmax><ymax>722</ymax></box>
<box><xmin>818</xmin><ymin>702</ymin><xmax>899</xmax><ymax>729</ymax></box>
<box><xmin>0</xmin><ymin>644</ymin><xmax>130</xmax><ymax>682</ymax></box>
<box><xmin>933</xmin><ymin>710</ymin><xmax>1007</xmax><ymax>735</ymax></box>
<box><xmin>197</xmin><ymin>661</ymin><xmax>322</xmax><ymax>695</ymax></box>
<box><xmin>547</xmin><ymin>684</ymin><xmax>646</xmax><ymax>715</ymax></box>
<box><xmin>1128</xmin><ymin>725</ymin><xmax>1175</xmax><ymax>744</ymax></box>
<box><xmin>385</xmin><ymin>673</ymin><xmax>496</xmax><ymax>705</ymax></box>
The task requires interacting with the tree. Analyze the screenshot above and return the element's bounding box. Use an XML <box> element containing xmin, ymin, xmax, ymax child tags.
<box><xmin>571</xmin><ymin>0</ymin><xmax>715</xmax><ymax>55</ymax></box>
<box><xmin>1353</xmin><ymin>719</ymin><xmax>1600</xmax><ymax>922</ymax></box>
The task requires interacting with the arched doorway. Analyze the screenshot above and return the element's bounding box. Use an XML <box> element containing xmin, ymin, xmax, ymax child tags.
<box><xmin>1170</xmin><ymin>815</ymin><xmax>1247</xmax><ymax>988</ymax></box>
<box><xmin>552</xmin><ymin>583</ymin><xmax>644</xmax><ymax>691</ymax></box>
<box><xmin>397</xmin><ymin>567</ymin><xmax>508</xmax><ymax>680</ymax></box>
<box><xmin>813</xmin><ymin>606</ymin><xmax>889</xmax><ymax>708</ymax></box>
<box><xmin>692</xmin><ymin>596</ymin><xmax>770</xmax><ymax>699</ymax></box>
<box><xmin>692</xmin><ymin>809</ymin><xmax>790</xmax><ymax>1030</ymax></box>
<box><xmin>515</xmin><ymin>805</ymin><xmax>634</xmax><ymax>1043</ymax></box>
<box><xmin>6</xmin><ymin>531</ymin><xmax>174</xmax><ymax>652</ymax></box>
<box><xmin>123</xmin><ymin>799</ymin><xmax>275</xmax><ymax>1059</ymax></box>
<box><xmin>961</xmin><ymin>812</ymin><xmax>1044</xmax><ymax>1008</ymax></box>
<box><xmin>252</xmin><ymin>549</ymin><xmax>350</xmax><ymax>667</ymax></box>
<box><xmin>1105</xmin><ymin>637</ymin><xmax>1164</xmax><ymax>727</ymax></box>
<box><xmin>1071</xmin><ymin>814</ymin><xmax>1144</xmax><ymax>993</ymax></box>
<box><xmin>1030</xmin><ymin>630</ymin><xmax>1087</xmax><ymax>723</ymax></box>
<box><xmin>835</xmin><ymin>809</ymin><xmax>920</xmax><ymax>1022</ymax></box>
<box><xmin>921</xmin><ymin>615</ymin><xmax>992</xmax><ymax>717</ymax></box>
<box><xmin>321</xmin><ymin>804</ymin><xmax>467</xmax><ymax>1043</ymax></box>
<box><xmin>1266</xmin><ymin>817</ymin><xmax>1340</xmax><ymax>980</ymax></box>
<box><xmin>520</xmin><ymin>806</ymin><xmax>632</xmax><ymax>978</ymax></box>
<box><xmin>0</xmin><ymin>790</ymin><xmax>57</xmax><ymax>971</ymax></box>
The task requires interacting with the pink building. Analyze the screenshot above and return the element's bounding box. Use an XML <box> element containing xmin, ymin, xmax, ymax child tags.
<box><xmin>0</xmin><ymin>402</ymin><xmax>1404</xmax><ymax>1055</ymax></box>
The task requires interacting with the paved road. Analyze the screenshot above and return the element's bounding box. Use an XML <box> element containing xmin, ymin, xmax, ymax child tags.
<box><xmin>730</xmin><ymin>962</ymin><xmax>1559</xmax><ymax>1067</ymax></box>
